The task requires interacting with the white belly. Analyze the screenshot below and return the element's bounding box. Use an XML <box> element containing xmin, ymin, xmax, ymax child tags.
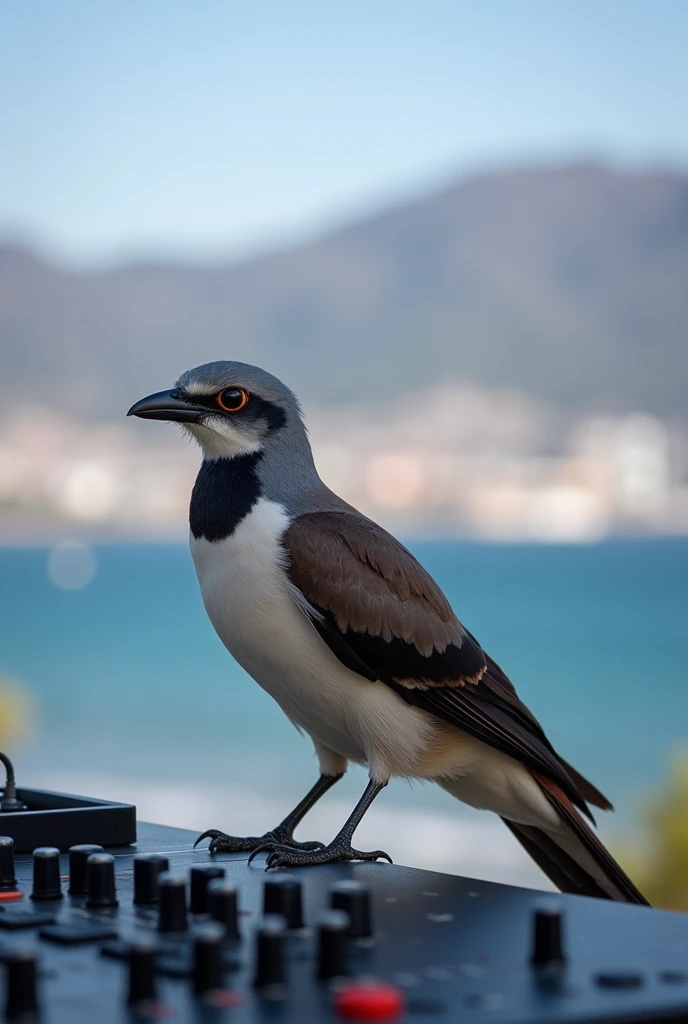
<box><xmin>190</xmin><ymin>498</ymin><xmax>439</xmax><ymax>780</ymax></box>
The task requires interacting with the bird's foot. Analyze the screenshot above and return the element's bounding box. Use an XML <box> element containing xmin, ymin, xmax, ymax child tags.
<box><xmin>259</xmin><ymin>837</ymin><xmax>393</xmax><ymax>870</ymax></box>
<box><xmin>194</xmin><ymin>827</ymin><xmax>325</xmax><ymax>857</ymax></box>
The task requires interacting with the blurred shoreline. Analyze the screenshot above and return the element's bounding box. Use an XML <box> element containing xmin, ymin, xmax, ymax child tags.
<box><xmin>4</xmin><ymin>530</ymin><xmax>688</xmax><ymax>550</ymax></box>
<box><xmin>2</xmin><ymin>389</ymin><xmax>687</xmax><ymax>546</ymax></box>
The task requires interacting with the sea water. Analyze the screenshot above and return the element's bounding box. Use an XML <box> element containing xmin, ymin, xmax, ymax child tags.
<box><xmin>0</xmin><ymin>539</ymin><xmax>686</xmax><ymax>888</ymax></box>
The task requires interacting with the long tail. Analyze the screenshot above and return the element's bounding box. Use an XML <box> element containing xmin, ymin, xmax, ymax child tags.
<box><xmin>503</xmin><ymin>772</ymin><xmax>648</xmax><ymax>904</ymax></box>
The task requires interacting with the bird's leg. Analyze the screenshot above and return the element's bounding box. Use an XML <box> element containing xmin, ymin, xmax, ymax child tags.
<box><xmin>195</xmin><ymin>773</ymin><xmax>343</xmax><ymax>855</ymax></box>
<box><xmin>259</xmin><ymin>778</ymin><xmax>392</xmax><ymax>869</ymax></box>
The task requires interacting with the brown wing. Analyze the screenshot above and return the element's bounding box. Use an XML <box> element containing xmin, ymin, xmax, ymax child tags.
<box><xmin>284</xmin><ymin>510</ymin><xmax>486</xmax><ymax>688</ymax></box>
<box><xmin>285</xmin><ymin>510</ymin><xmax>605</xmax><ymax>819</ymax></box>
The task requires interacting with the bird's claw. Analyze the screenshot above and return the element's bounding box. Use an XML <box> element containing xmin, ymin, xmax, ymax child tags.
<box><xmin>194</xmin><ymin>827</ymin><xmax>326</xmax><ymax>858</ymax></box>
<box><xmin>263</xmin><ymin>842</ymin><xmax>393</xmax><ymax>869</ymax></box>
<box><xmin>194</xmin><ymin>829</ymin><xmax>263</xmax><ymax>854</ymax></box>
<box><xmin>247</xmin><ymin>836</ymin><xmax>325</xmax><ymax>866</ymax></box>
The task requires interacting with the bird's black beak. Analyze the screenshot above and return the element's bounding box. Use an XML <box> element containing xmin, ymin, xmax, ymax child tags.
<box><xmin>127</xmin><ymin>389</ymin><xmax>205</xmax><ymax>423</ymax></box>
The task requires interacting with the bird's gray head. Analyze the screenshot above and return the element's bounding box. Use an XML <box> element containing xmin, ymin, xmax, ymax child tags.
<box><xmin>127</xmin><ymin>360</ymin><xmax>307</xmax><ymax>461</ymax></box>
<box><xmin>128</xmin><ymin>361</ymin><xmax>327</xmax><ymax>522</ymax></box>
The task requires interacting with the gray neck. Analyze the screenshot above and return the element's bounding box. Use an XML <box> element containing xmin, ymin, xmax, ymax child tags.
<box><xmin>257</xmin><ymin>411</ymin><xmax>351</xmax><ymax>517</ymax></box>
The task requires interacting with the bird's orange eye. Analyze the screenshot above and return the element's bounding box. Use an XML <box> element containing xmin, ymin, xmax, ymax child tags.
<box><xmin>216</xmin><ymin>388</ymin><xmax>249</xmax><ymax>413</ymax></box>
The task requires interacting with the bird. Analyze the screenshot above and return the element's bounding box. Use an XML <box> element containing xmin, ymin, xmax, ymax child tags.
<box><xmin>128</xmin><ymin>360</ymin><xmax>647</xmax><ymax>903</ymax></box>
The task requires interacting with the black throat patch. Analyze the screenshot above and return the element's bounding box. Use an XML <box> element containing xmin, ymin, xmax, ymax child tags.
<box><xmin>189</xmin><ymin>452</ymin><xmax>263</xmax><ymax>542</ymax></box>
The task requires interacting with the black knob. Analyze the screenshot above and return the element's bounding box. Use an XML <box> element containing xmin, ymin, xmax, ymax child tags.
<box><xmin>190</xmin><ymin>864</ymin><xmax>225</xmax><ymax>914</ymax></box>
<box><xmin>158</xmin><ymin>873</ymin><xmax>187</xmax><ymax>933</ymax></box>
<box><xmin>316</xmin><ymin>909</ymin><xmax>350</xmax><ymax>980</ymax></box>
<box><xmin>208</xmin><ymin>880</ymin><xmax>240</xmax><ymax>941</ymax></box>
<box><xmin>31</xmin><ymin>847</ymin><xmax>63</xmax><ymax>901</ymax></box>
<box><xmin>0</xmin><ymin>836</ymin><xmax>18</xmax><ymax>891</ymax></box>
<box><xmin>85</xmin><ymin>852</ymin><xmax>118</xmax><ymax>908</ymax></box>
<box><xmin>263</xmin><ymin>874</ymin><xmax>303</xmax><ymax>930</ymax></box>
<box><xmin>193</xmin><ymin>923</ymin><xmax>225</xmax><ymax>995</ymax></box>
<box><xmin>4</xmin><ymin>950</ymin><xmax>39</xmax><ymax>1020</ymax></box>
<box><xmin>531</xmin><ymin>905</ymin><xmax>566</xmax><ymax>969</ymax></box>
<box><xmin>330</xmin><ymin>880</ymin><xmax>371</xmax><ymax>937</ymax></box>
<box><xmin>133</xmin><ymin>853</ymin><xmax>169</xmax><ymax>905</ymax></box>
<box><xmin>127</xmin><ymin>940</ymin><xmax>157</xmax><ymax>1006</ymax></box>
<box><xmin>68</xmin><ymin>844</ymin><xmax>104</xmax><ymax>895</ymax></box>
<box><xmin>253</xmin><ymin>914</ymin><xmax>287</xmax><ymax>989</ymax></box>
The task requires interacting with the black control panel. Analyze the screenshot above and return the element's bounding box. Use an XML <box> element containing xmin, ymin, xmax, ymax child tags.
<box><xmin>0</xmin><ymin>820</ymin><xmax>687</xmax><ymax>1023</ymax></box>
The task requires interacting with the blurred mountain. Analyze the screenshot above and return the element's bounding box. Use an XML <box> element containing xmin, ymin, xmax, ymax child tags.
<box><xmin>1</xmin><ymin>163</ymin><xmax>687</xmax><ymax>420</ymax></box>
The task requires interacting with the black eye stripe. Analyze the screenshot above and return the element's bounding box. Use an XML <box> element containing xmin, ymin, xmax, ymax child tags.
<box><xmin>174</xmin><ymin>390</ymin><xmax>240</xmax><ymax>412</ymax></box>
<box><xmin>174</xmin><ymin>388</ymin><xmax>287</xmax><ymax>432</ymax></box>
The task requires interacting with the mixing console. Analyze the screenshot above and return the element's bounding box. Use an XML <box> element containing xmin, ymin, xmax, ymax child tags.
<box><xmin>0</xmin><ymin>818</ymin><xmax>686</xmax><ymax>1022</ymax></box>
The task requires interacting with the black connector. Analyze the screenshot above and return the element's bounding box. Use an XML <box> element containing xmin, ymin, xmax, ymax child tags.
<box><xmin>0</xmin><ymin>752</ymin><xmax>27</xmax><ymax>813</ymax></box>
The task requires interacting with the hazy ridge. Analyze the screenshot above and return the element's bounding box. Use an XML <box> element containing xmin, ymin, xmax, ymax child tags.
<box><xmin>1</xmin><ymin>162</ymin><xmax>687</xmax><ymax>420</ymax></box>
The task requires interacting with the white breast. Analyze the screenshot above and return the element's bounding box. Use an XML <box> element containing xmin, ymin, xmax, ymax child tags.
<box><xmin>190</xmin><ymin>500</ymin><xmax>297</xmax><ymax>681</ymax></box>
<box><xmin>189</xmin><ymin>498</ymin><xmax>439</xmax><ymax>780</ymax></box>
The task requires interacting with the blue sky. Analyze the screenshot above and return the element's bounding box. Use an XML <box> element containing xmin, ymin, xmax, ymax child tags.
<box><xmin>2</xmin><ymin>0</ymin><xmax>687</xmax><ymax>264</ymax></box>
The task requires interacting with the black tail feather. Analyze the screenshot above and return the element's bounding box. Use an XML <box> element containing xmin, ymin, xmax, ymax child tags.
<box><xmin>535</xmin><ymin>777</ymin><xmax>648</xmax><ymax>904</ymax></box>
<box><xmin>504</xmin><ymin>772</ymin><xmax>648</xmax><ymax>904</ymax></box>
<box><xmin>503</xmin><ymin>818</ymin><xmax>620</xmax><ymax>901</ymax></box>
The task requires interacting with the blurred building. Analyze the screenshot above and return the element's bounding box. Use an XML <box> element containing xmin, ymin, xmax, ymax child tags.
<box><xmin>1</xmin><ymin>385</ymin><xmax>687</xmax><ymax>544</ymax></box>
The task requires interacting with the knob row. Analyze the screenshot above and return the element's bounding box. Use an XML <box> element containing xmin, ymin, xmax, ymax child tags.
<box><xmin>2</xmin><ymin>907</ymin><xmax>362</xmax><ymax>1019</ymax></box>
<box><xmin>155</xmin><ymin>871</ymin><xmax>371</xmax><ymax>942</ymax></box>
<box><xmin>126</xmin><ymin>924</ymin><xmax>229</xmax><ymax>1007</ymax></box>
<box><xmin>6</xmin><ymin>844</ymin><xmax>243</xmax><ymax>942</ymax></box>
<box><xmin>11</xmin><ymin>841</ymin><xmax>375</xmax><ymax>946</ymax></box>
<box><xmin>129</xmin><ymin>901</ymin><xmax>355</xmax><ymax>1006</ymax></box>
<box><xmin>31</xmin><ymin>846</ymin><xmax>119</xmax><ymax>906</ymax></box>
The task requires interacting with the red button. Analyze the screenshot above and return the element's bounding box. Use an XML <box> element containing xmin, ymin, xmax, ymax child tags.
<box><xmin>0</xmin><ymin>891</ymin><xmax>23</xmax><ymax>901</ymax></box>
<box><xmin>334</xmin><ymin>981</ymin><xmax>404</xmax><ymax>1021</ymax></box>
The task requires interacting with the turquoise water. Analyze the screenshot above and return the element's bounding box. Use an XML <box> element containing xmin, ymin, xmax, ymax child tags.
<box><xmin>1</xmin><ymin>539</ymin><xmax>687</xmax><ymax>832</ymax></box>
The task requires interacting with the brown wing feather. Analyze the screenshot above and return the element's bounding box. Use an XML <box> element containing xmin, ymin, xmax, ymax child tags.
<box><xmin>557</xmin><ymin>758</ymin><xmax>613</xmax><ymax>812</ymax></box>
<box><xmin>285</xmin><ymin>510</ymin><xmax>486</xmax><ymax>686</ymax></box>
